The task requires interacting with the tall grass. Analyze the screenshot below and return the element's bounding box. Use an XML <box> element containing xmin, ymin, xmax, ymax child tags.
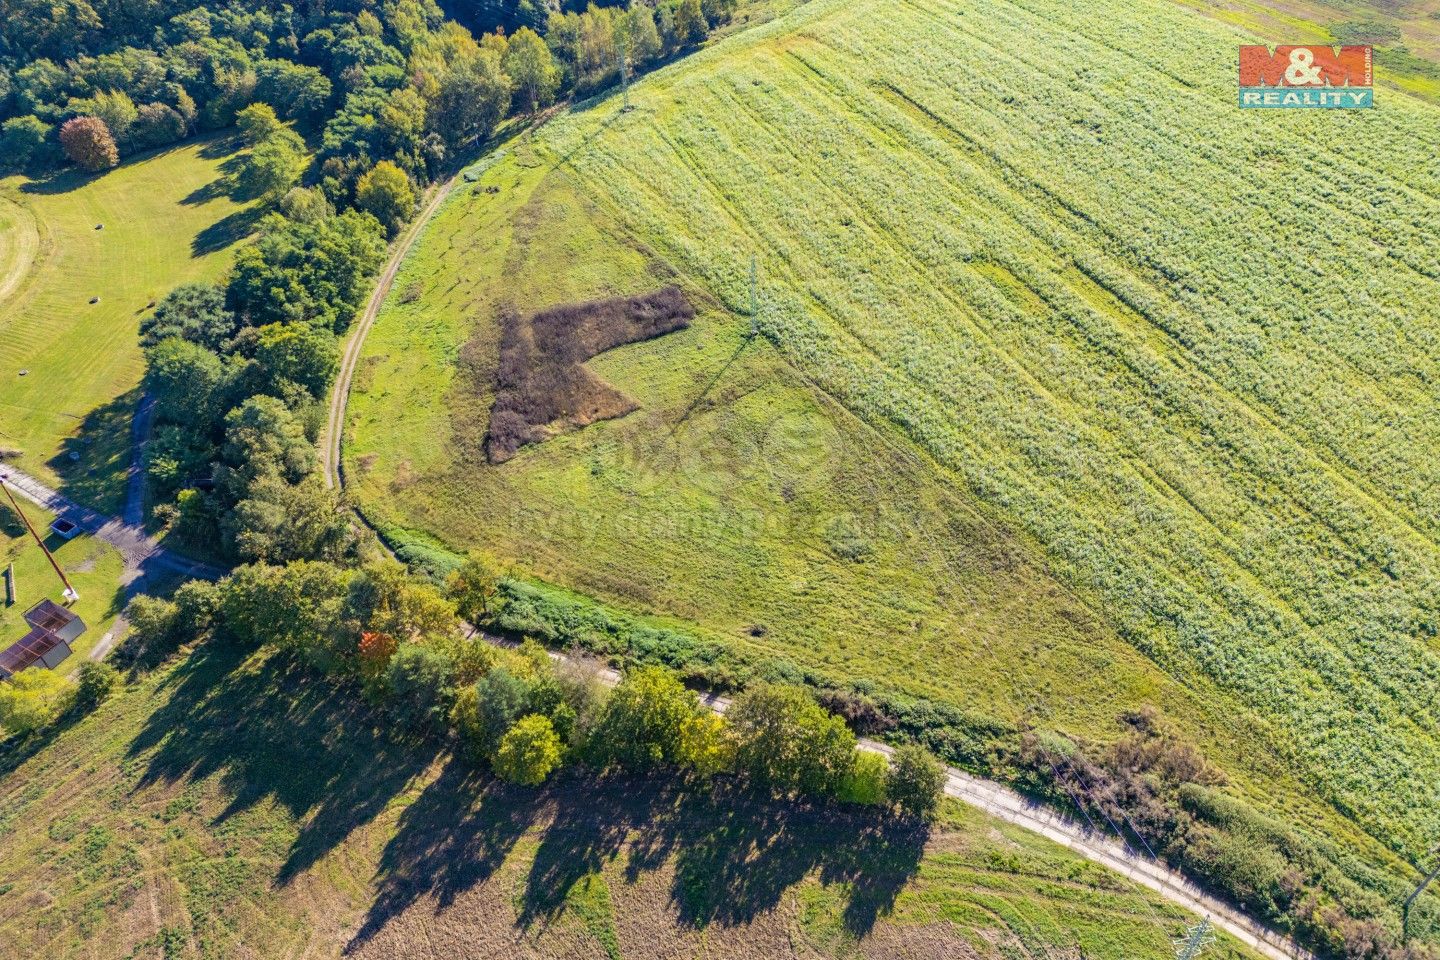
<box><xmin>528</xmin><ymin>0</ymin><xmax>1440</xmax><ymax>861</ymax></box>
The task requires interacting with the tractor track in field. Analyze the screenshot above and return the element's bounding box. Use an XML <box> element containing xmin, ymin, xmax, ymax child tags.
<box><xmin>0</xmin><ymin>194</ymin><xmax>41</xmax><ymax>311</ymax></box>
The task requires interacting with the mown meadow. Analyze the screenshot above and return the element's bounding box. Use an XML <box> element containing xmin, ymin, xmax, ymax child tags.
<box><xmin>348</xmin><ymin>0</ymin><xmax>1440</xmax><ymax>910</ymax></box>
<box><xmin>0</xmin><ymin>136</ymin><xmax>256</xmax><ymax>512</ymax></box>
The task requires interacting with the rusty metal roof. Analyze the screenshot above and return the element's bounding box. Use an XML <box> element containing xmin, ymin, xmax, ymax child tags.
<box><xmin>24</xmin><ymin>598</ymin><xmax>78</xmax><ymax>634</ymax></box>
<box><xmin>0</xmin><ymin>627</ymin><xmax>69</xmax><ymax>679</ymax></box>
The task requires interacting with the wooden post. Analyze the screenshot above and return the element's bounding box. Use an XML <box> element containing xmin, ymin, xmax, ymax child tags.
<box><xmin>3</xmin><ymin>563</ymin><xmax>13</xmax><ymax>606</ymax></box>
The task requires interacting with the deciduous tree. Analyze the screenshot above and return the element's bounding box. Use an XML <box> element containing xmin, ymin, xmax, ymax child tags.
<box><xmin>354</xmin><ymin>160</ymin><xmax>415</xmax><ymax>237</ymax></box>
<box><xmin>503</xmin><ymin>27</ymin><xmax>559</xmax><ymax>114</ymax></box>
<box><xmin>59</xmin><ymin>115</ymin><xmax>118</xmax><ymax>171</ymax></box>
<box><xmin>0</xmin><ymin>116</ymin><xmax>54</xmax><ymax>169</ymax></box>
<box><xmin>726</xmin><ymin>683</ymin><xmax>856</xmax><ymax>798</ymax></box>
<box><xmin>0</xmin><ymin>669</ymin><xmax>75</xmax><ymax>735</ymax></box>
<box><xmin>588</xmin><ymin>665</ymin><xmax>704</xmax><ymax>770</ymax></box>
<box><xmin>447</xmin><ymin>550</ymin><xmax>504</xmax><ymax>625</ymax></box>
<box><xmin>886</xmin><ymin>744</ymin><xmax>945</xmax><ymax>819</ymax></box>
<box><xmin>141</xmin><ymin>283</ymin><xmax>237</xmax><ymax>350</ymax></box>
<box><xmin>494</xmin><ymin>713</ymin><xmax>562</xmax><ymax>785</ymax></box>
<box><xmin>236</xmin><ymin>102</ymin><xmax>283</xmax><ymax>145</ymax></box>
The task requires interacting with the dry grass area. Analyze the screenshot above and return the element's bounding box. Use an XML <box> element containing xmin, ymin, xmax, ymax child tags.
<box><xmin>0</xmin><ymin>644</ymin><xmax>1258</xmax><ymax>959</ymax></box>
<box><xmin>486</xmin><ymin>287</ymin><xmax>695</xmax><ymax>462</ymax></box>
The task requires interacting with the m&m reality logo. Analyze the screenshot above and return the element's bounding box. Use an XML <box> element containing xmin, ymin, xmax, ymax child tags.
<box><xmin>1238</xmin><ymin>45</ymin><xmax>1373</xmax><ymax>109</ymax></box>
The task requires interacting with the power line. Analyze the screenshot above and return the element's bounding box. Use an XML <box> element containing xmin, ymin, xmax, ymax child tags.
<box><xmin>1174</xmin><ymin>920</ymin><xmax>1215</xmax><ymax>960</ymax></box>
<box><xmin>0</xmin><ymin>475</ymin><xmax>78</xmax><ymax>602</ymax></box>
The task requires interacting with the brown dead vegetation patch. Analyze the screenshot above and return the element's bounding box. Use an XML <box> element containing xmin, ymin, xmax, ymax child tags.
<box><xmin>485</xmin><ymin>286</ymin><xmax>694</xmax><ymax>462</ymax></box>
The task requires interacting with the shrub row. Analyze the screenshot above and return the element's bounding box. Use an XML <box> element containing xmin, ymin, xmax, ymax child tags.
<box><xmin>116</xmin><ymin>557</ymin><xmax>946</xmax><ymax>821</ymax></box>
<box><xmin>488</xmin><ymin>577</ymin><xmax>1440</xmax><ymax>959</ymax></box>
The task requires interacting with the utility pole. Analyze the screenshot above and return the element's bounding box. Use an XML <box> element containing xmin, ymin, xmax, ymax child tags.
<box><xmin>0</xmin><ymin>476</ymin><xmax>78</xmax><ymax>603</ymax></box>
<box><xmin>748</xmin><ymin>255</ymin><xmax>760</xmax><ymax>339</ymax></box>
<box><xmin>1404</xmin><ymin>844</ymin><xmax>1440</xmax><ymax>943</ymax></box>
<box><xmin>1172</xmin><ymin>920</ymin><xmax>1214</xmax><ymax>960</ymax></box>
<box><xmin>615</xmin><ymin>26</ymin><xmax>633</xmax><ymax>112</ymax></box>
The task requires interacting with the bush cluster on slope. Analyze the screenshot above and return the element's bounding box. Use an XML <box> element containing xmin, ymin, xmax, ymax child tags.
<box><xmin>111</xmin><ymin>555</ymin><xmax>947</xmax><ymax>821</ymax></box>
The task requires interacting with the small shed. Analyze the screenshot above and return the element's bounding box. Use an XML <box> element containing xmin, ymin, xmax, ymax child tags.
<box><xmin>24</xmin><ymin>599</ymin><xmax>86</xmax><ymax>644</ymax></box>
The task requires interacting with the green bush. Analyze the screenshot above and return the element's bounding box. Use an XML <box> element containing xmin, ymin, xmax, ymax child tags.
<box><xmin>116</xmin><ymin>594</ymin><xmax>180</xmax><ymax>667</ymax></box>
<box><xmin>0</xmin><ymin>670</ymin><xmax>76</xmax><ymax>736</ymax></box>
<box><xmin>74</xmin><ymin>661</ymin><xmax>119</xmax><ymax>711</ymax></box>
<box><xmin>384</xmin><ymin>644</ymin><xmax>454</xmax><ymax>730</ymax></box>
<box><xmin>587</xmin><ymin>665</ymin><xmax>703</xmax><ymax>771</ymax></box>
<box><xmin>837</xmin><ymin>751</ymin><xmax>889</xmax><ymax>806</ymax></box>
<box><xmin>493</xmin><ymin>714</ymin><xmax>562</xmax><ymax>786</ymax></box>
<box><xmin>459</xmin><ymin>666</ymin><xmax>532</xmax><ymax>757</ymax></box>
<box><xmin>727</xmin><ymin>683</ymin><xmax>856</xmax><ymax>799</ymax></box>
<box><xmin>886</xmin><ymin>745</ymin><xmax>945</xmax><ymax>820</ymax></box>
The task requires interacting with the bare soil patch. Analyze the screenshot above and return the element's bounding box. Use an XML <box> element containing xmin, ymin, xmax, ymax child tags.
<box><xmin>486</xmin><ymin>286</ymin><xmax>694</xmax><ymax>462</ymax></box>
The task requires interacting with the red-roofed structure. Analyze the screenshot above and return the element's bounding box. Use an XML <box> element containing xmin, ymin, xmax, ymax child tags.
<box><xmin>0</xmin><ymin>600</ymin><xmax>86</xmax><ymax>680</ymax></box>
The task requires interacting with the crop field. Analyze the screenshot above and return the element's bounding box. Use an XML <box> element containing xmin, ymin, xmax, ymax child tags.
<box><xmin>0</xmin><ymin>644</ymin><xmax>1258</xmax><ymax>959</ymax></box>
<box><xmin>0</xmin><ymin>505</ymin><xmax>124</xmax><ymax>663</ymax></box>
<box><xmin>0</xmin><ymin>137</ymin><xmax>256</xmax><ymax>513</ymax></box>
<box><xmin>349</xmin><ymin>0</ymin><xmax>1440</xmax><ymax>876</ymax></box>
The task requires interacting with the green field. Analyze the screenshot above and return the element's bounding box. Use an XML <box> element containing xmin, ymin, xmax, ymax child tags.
<box><xmin>347</xmin><ymin>0</ymin><xmax>1440</xmax><ymax>888</ymax></box>
<box><xmin>0</xmin><ymin>137</ymin><xmax>257</xmax><ymax>513</ymax></box>
<box><xmin>0</xmin><ymin>642</ymin><xmax>1260</xmax><ymax>959</ymax></box>
<box><xmin>0</xmin><ymin>507</ymin><xmax>125</xmax><ymax>664</ymax></box>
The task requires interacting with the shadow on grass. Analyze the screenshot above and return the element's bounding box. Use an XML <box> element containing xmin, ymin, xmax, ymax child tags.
<box><xmin>118</xmin><ymin>643</ymin><xmax>923</xmax><ymax>953</ymax></box>
<box><xmin>126</xmin><ymin>642</ymin><xmax>428</xmax><ymax>885</ymax></box>
<box><xmin>48</xmin><ymin>389</ymin><xmax>139</xmax><ymax>516</ymax></box>
<box><xmin>521</xmin><ymin>775</ymin><xmax>926</xmax><ymax>936</ymax></box>
<box><xmin>348</xmin><ymin>768</ymin><xmax>926</xmax><ymax>952</ymax></box>
<box><xmin>344</xmin><ymin>759</ymin><xmax>539</xmax><ymax>951</ymax></box>
<box><xmin>18</xmin><ymin>167</ymin><xmax>103</xmax><ymax>196</ymax></box>
<box><xmin>192</xmin><ymin>205</ymin><xmax>266</xmax><ymax>256</ymax></box>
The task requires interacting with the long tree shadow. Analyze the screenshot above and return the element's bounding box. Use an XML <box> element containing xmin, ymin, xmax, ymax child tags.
<box><xmin>191</xmin><ymin>205</ymin><xmax>266</xmax><ymax>256</ymax></box>
<box><xmin>48</xmin><ymin>389</ymin><xmax>138</xmax><ymax>516</ymax></box>
<box><xmin>127</xmin><ymin>643</ymin><xmax>427</xmax><ymax>883</ymax></box>
<box><xmin>517</xmin><ymin>775</ymin><xmax>927</xmax><ymax>938</ymax></box>
<box><xmin>344</xmin><ymin>757</ymin><xmax>538</xmax><ymax>953</ymax></box>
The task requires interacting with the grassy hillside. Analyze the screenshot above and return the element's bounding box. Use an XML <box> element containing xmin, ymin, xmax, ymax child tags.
<box><xmin>347</xmin><ymin>0</ymin><xmax>1440</xmax><ymax>884</ymax></box>
<box><xmin>0</xmin><ymin>137</ymin><xmax>257</xmax><ymax>513</ymax></box>
<box><xmin>0</xmin><ymin>642</ymin><xmax>1260</xmax><ymax>959</ymax></box>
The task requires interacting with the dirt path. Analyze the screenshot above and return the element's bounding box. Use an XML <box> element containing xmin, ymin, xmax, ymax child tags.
<box><xmin>322</xmin><ymin>140</ymin><xmax>1312</xmax><ymax>958</ymax></box>
<box><xmin>503</xmin><ymin>638</ymin><xmax>1311</xmax><ymax>959</ymax></box>
<box><xmin>0</xmin><ymin>194</ymin><xmax>41</xmax><ymax>312</ymax></box>
<box><xmin>322</xmin><ymin>172</ymin><xmax>466</xmax><ymax>489</ymax></box>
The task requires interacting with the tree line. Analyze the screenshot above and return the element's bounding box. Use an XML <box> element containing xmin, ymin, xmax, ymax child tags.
<box><xmin>102</xmin><ymin>554</ymin><xmax>948</xmax><ymax>817</ymax></box>
<box><xmin>2</xmin><ymin>0</ymin><xmax>734</xmax><ymax>180</ymax></box>
<box><xmin>487</xmin><ymin>580</ymin><xmax>1440</xmax><ymax>960</ymax></box>
<box><xmin>15</xmin><ymin>0</ymin><xmax>744</xmax><ymax>564</ymax></box>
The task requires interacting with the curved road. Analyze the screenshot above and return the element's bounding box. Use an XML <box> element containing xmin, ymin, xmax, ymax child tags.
<box><xmin>322</xmin><ymin>172</ymin><xmax>467</xmax><ymax>489</ymax></box>
<box><xmin>321</xmin><ymin>154</ymin><xmax>1313</xmax><ymax>960</ymax></box>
